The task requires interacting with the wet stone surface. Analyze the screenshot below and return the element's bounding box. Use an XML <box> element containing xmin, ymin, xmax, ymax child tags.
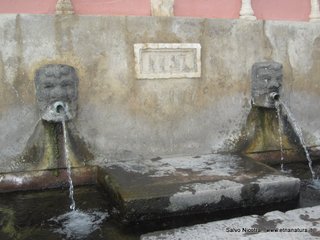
<box><xmin>141</xmin><ymin>206</ymin><xmax>320</xmax><ymax>240</ymax></box>
<box><xmin>274</xmin><ymin>161</ymin><xmax>320</xmax><ymax>208</ymax></box>
<box><xmin>96</xmin><ymin>154</ymin><xmax>300</xmax><ymax>222</ymax></box>
<box><xmin>0</xmin><ymin>186</ymin><xmax>140</xmax><ymax>240</ymax></box>
<box><xmin>0</xmin><ymin>159</ymin><xmax>317</xmax><ymax>239</ymax></box>
<box><xmin>140</xmin><ymin>162</ymin><xmax>320</xmax><ymax>240</ymax></box>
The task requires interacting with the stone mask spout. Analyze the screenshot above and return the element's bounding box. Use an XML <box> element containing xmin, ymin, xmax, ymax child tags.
<box><xmin>34</xmin><ymin>64</ymin><xmax>79</xmax><ymax>122</ymax></box>
<box><xmin>41</xmin><ymin>101</ymin><xmax>72</xmax><ymax>122</ymax></box>
<box><xmin>251</xmin><ymin>61</ymin><xmax>283</xmax><ymax>108</ymax></box>
<box><xmin>54</xmin><ymin>101</ymin><xmax>66</xmax><ymax>114</ymax></box>
<box><xmin>269</xmin><ymin>92</ymin><xmax>280</xmax><ymax>102</ymax></box>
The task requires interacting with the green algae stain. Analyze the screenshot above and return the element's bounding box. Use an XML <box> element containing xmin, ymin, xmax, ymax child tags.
<box><xmin>0</xmin><ymin>207</ymin><xmax>20</xmax><ymax>239</ymax></box>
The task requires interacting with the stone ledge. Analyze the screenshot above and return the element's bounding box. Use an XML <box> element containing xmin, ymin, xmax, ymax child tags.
<box><xmin>96</xmin><ymin>154</ymin><xmax>300</xmax><ymax>221</ymax></box>
<box><xmin>141</xmin><ymin>206</ymin><xmax>320</xmax><ymax>239</ymax></box>
<box><xmin>0</xmin><ymin>166</ymin><xmax>97</xmax><ymax>192</ymax></box>
<box><xmin>0</xmin><ymin>153</ymin><xmax>301</xmax><ymax>223</ymax></box>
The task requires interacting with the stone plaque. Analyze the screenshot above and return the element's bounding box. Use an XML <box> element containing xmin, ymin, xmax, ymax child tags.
<box><xmin>134</xmin><ymin>43</ymin><xmax>201</xmax><ymax>79</ymax></box>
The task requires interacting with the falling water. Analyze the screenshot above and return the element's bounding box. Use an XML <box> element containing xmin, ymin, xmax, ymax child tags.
<box><xmin>62</xmin><ymin>120</ymin><xmax>76</xmax><ymax>211</ymax></box>
<box><xmin>279</xmin><ymin>101</ymin><xmax>316</xmax><ymax>180</ymax></box>
<box><xmin>50</xmin><ymin>209</ymin><xmax>108</xmax><ymax>240</ymax></box>
<box><xmin>50</xmin><ymin>120</ymin><xmax>108</xmax><ymax>239</ymax></box>
<box><xmin>275</xmin><ymin>102</ymin><xmax>285</xmax><ymax>172</ymax></box>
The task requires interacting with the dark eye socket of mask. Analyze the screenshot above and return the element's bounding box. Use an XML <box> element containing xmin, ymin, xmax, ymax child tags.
<box><xmin>61</xmin><ymin>81</ymin><xmax>73</xmax><ymax>87</ymax></box>
<box><xmin>43</xmin><ymin>83</ymin><xmax>54</xmax><ymax>89</ymax></box>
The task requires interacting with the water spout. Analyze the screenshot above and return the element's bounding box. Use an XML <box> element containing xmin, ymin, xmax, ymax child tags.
<box><xmin>35</xmin><ymin>64</ymin><xmax>78</xmax><ymax>122</ymax></box>
<box><xmin>270</xmin><ymin>92</ymin><xmax>280</xmax><ymax>101</ymax></box>
<box><xmin>251</xmin><ymin>61</ymin><xmax>282</xmax><ymax>109</ymax></box>
<box><xmin>54</xmin><ymin>101</ymin><xmax>66</xmax><ymax>114</ymax></box>
<box><xmin>41</xmin><ymin>101</ymin><xmax>72</xmax><ymax>122</ymax></box>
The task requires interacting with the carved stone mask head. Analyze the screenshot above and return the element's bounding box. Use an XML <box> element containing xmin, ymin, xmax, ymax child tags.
<box><xmin>34</xmin><ymin>64</ymin><xmax>78</xmax><ymax>122</ymax></box>
<box><xmin>251</xmin><ymin>61</ymin><xmax>282</xmax><ymax>108</ymax></box>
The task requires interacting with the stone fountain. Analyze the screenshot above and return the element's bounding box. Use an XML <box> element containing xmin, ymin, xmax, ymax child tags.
<box><xmin>241</xmin><ymin>61</ymin><xmax>304</xmax><ymax>164</ymax></box>
<box><xmin>0</xmin><ymin>14</ymin><xmax>320</xmax><ymax>239</ymax></box>
<box><xmin>0</xmin><ymin>64</ymin><xmax>94</xmax><ymax>191</ymax></box>
<box><xmin>94</xmin><ymin>61</ymin><xmax>301</xmax><ymax>222</ymax></box>
<box><xmin>0</xmin><ymin>62</ymin><xmax>302</xmax><ymax>226</ymax></box>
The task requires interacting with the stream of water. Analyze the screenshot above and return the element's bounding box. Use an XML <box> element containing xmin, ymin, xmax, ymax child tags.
<box><xmin>48</xmin><ymin>120</ymin><xmax>108</xmax><ymax>239</ymax></box>
<box><xmin>62</xmin><ymin>120</ymin><xmax>76</xmax><ymax>211</ymax></box>
<box><xmin>275</xmin><ymin>101</ymin><xmax>285</xmax><ymax>172</ymax></box>
<box><xmin>279</xmin><ymin>101</ymin><xmax>320</xmax><ymax>189</ymax></box>
<box><xmin>279</xmin><ymin>101</ymin><xmax>316</xmax><ymax>179</ymax></box>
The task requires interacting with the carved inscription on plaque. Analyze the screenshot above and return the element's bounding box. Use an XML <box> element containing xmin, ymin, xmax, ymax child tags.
<box><xmin>134</xmin><ymin>43</ymin><xmax>201</xmax><ymax>79</ymax></box>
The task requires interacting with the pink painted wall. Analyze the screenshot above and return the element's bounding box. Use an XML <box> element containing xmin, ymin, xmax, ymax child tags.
<box><xmin>252</xmin><ymin>0</ymin><xmax>311</xmax><ymax>21</ymax></box>
<box><xmin>73</xmin><ymin>0</ymin><xmax>150</xmax><ymax>16</ymax></box>
<box><xmin>174</xmin><ymin>0</ymin><xmax>242</xmax><ymax>19</ymax></box>
<box><xmin>0</xmin><ymin>0</ymin><xmax>150</xmax><ymax>16</ymax></box>
<box><xmin>0</xmin><ymin>0</ymin><xmax>313</xmax><ymax>21</ymax></box>
<box><xmin>0</xmin><ymin>0</ymin><xmax>57</xmax><ymax>14</ymax></box>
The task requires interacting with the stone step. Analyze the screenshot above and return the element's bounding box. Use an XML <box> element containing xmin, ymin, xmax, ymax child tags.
<box><xmin>141</xmin><ymin>205</ymin><xmax>320</xmax><ymax>240</ymax></box>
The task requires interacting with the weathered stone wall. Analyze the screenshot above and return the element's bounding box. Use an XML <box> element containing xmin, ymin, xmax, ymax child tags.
<box><xmin>0</xmin><ymin>14</ymin><xmax>320</xmax><ymax>171</ymax></box>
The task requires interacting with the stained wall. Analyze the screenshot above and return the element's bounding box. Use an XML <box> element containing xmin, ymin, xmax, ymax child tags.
<box><xmin>0</xmin><ymin>15</ymin><xmax>319</xmax><ymax>171</ymax></box>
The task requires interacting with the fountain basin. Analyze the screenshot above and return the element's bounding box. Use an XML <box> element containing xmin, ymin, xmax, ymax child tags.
<box><xmin>96</xmin><ymin>154</ymin><xmax>300</xmax><ymax>222</ymax></box>
<box><xmin>0</xmin><ymin>154</ymin><xmax>300</xmax><ymax>223</ymax></box>
<box><xmin>1</xmin><ymin>160</ymin><xmax>318</xmax><ymax>240</ymax></box>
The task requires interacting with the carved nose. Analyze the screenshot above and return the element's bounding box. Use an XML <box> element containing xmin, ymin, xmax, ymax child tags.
<box><xmin>269</xmin><ymin>79</ymin><xmax>280</xmax><ymax>88</ymax></box>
